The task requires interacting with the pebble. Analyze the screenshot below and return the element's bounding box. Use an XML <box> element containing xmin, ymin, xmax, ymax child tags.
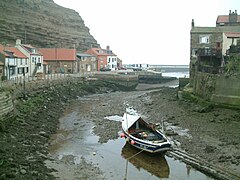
<box><xmin>20</xmin><ymin>169</ymin><xmax>27</xmax><ymax>175</ymax></box>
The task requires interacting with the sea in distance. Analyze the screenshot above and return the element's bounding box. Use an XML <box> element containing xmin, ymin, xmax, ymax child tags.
<box><xmin>151</xmin><ymin>65</ymin><xmax>189</xmax><ymax>78</ymax></box>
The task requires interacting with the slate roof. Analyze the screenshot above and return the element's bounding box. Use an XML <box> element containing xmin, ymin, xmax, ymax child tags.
<box><xmin>85</xmin><ymin>48</ymin><xmax>116</xmax><ymax>56</ymax></box>
<box><xmin>191</xmin><ymin>26</ymin><xmax>240</xmax><ymax>33</ymax></box>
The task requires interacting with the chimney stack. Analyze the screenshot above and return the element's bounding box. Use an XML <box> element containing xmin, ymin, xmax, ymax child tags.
<box><xmin>106</xmin><ymin>45</ymin><xmax>110</xmax><ymax>50</ymax></box>
<box><xmin>16</xmin><ymin>39</ymin><xmax>21</xmax><ymax>45</ymax></box>
<box><xmin>229</xmin><ymin>9</ymin><xmax>238</xmax><ymax>22</ymax></box>
<box><xmin>191</xmin><ymin>19</ymin><xmax>195</xmax><ymax>28</ymax></box>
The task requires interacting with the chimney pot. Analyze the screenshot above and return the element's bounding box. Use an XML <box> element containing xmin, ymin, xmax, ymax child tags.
<box><xmin>191</xmin><ymin>19</ymin><xmax>195</xmax><ymax>28</ymax></box>
<box><xmin>16</xmin><ymin>39</ymin><xmax>21</xmax><ymax>45</ymax></box>
<box><xmin>229</xmin><ymin>10</ymin><xmax>231</xmax><ymax>14</ymax></box>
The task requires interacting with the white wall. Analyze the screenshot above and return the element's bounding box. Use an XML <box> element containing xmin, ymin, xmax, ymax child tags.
<box><xmin>222</xmin><ymin>34</ymin><xmax>240</xmax><ymax>55</ymax></box>
<box><xmin>107</xmin><ymin>55</ymin><xmax>117</xmax><ymax>70</ymax></box>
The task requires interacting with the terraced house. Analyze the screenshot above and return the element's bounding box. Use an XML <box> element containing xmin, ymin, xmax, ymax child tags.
<box><xmin>0</xmin><ymin>44</ymin><xmax>29</xmax><ymax>81</ymax></box>
<box><xmin>15</xmin><ymin>39</ymin><xmax>44</xmax><ymax>77</ymax></box>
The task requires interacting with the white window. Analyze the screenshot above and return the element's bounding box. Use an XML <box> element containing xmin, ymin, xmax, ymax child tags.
<box><xmin>199</xmin><ymin>35</ymin><xmax>210</xmax><ymax>44</ymax></box>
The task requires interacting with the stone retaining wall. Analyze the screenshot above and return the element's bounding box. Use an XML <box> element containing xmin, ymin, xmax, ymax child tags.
<box><xmin>194</xmin><ymin>72</ymin><xmax>240</xmax><ymax>107</ymax></box>
<box><xmin>0</xmin><ymin>92</ymin><xmax>14</xmax><ymax>117</ymax></box>
<box><xmin>0</xmin><ymin>76</ymin><xmax>139</xmax><ymax>118</ymax></box>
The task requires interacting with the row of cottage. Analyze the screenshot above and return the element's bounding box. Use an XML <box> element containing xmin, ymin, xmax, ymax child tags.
<box><xmin>0</xmin><ymin>39</ymin><xmax>122</xmax><ymax>80</ymax></box>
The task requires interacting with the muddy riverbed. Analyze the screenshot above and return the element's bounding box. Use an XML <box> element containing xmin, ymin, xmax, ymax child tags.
<box><xmin>45</xmin><ymin>81</ymin><xmax>240</xmax><ymax>179</ymax></box>
<box><xmin>1</xmin><ymin>79</ymin><xmax>239</xmax><ymax>179</ymax></box>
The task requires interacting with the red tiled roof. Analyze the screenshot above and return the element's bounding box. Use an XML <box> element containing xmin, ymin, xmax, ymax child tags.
<box><xmin>217</xmin><ymin>15</ymin><xmax>240</xmax><ymax>23</ymax></box>
<box><xmin>224</xmin><ymin>32</ymin><xmax>240</xmax><ymax>38</ymax></box>
<box><xmin>0</xmin><ymin>44</ymin><xmax>8</xmax><ymax>56</ymax></box>
<box><xmin>0</xmin><ymin>44</ymin><xmax>27</xmax><ymax>58</ymax></box>
<box><xmin>38</xmin><ymin>48</ymin><xmax>76</xmax><ymax>61</ymax></box>
<box><xmin>5</xmin><ymin>47</ymin><xmax>27</xmax><ymax>58</ymax></box>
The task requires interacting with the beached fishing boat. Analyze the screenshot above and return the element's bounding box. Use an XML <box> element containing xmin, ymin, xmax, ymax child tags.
<box><xmin>121</xmin><ymin>113</ymin><xmax>172</xmax><ymax>153</ymax></box>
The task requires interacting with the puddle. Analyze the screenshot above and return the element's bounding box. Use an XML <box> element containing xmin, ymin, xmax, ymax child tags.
<box><xmin>104</xmin><ymin>115</ymin><xmax>123</xmax><ymax>122</ymax></box>
<box><xmin>47</xmin><ymin>111</ymin><xmax>213</xmax><ymax>180</ymax></box>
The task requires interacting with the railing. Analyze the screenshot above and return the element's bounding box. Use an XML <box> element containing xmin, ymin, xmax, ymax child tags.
<box><xmin>0</xmin><ymin>72</ymin><xmax>96</xmax><ymax>89</ymax></box>
<box><xmin>197</xmin><ymin>48</ymin><xmax>222</xmax><ymax>57</ymax></box>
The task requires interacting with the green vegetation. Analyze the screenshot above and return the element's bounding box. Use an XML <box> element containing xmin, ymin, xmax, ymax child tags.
<box><xmin>225</xmin><ymin>54</ymin><xmax>240</xmax><ymax>76</ymax></box>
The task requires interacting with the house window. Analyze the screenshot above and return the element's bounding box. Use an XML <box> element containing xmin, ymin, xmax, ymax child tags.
<box><xmin>108</xmin><ymin>58</ymin><xmax>111</xmax><ymax>63</ymax></box>
<box><xmin>32</xmin><ymin>57</ymin><xmax>34</xmax><ymax>63</ymax></box>
<box><xmin>199</xmin><ymin>35</ymin><xmax>210</xmax><ymax>44</ymax></box>
<box><xmin>38</xmin><ymin>57</ymin><xmax>41</xmax><ymax>63</ymax></box>
<box><xmin>20</xmin><ymin>59</ymin><xmax>23</xmax><ymax>65</ymax></box>
<box><xmin>18</xmin><ymin>67</ymin><xmax>23</xmax><ymax>74</ymax></box>
<box><xmin>25</xmin><ymin>67</ymin><xmax>28</xmax><ymax>73</ymax></box>
<box><xmin>9</xmin><ymin>67</ymin><xmax>15</xmax><ymax>75</ymax></box>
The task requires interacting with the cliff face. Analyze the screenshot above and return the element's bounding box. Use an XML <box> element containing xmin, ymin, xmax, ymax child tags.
<box><xmin>0</xmin><ymin>0</ymin><xmax>100</xmax><ymax>51</ymax></box>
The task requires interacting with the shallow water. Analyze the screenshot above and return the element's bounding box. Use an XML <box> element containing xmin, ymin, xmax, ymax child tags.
<box><xmin>48</xmin><ymin>111</ymin><xmax>213</xmax><ymax>180</ymax></box>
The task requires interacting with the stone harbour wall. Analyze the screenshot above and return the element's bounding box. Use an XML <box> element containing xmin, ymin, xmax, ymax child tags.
<box><xmin>194</xmin><ymin>72</ymin><xmax>240</xmax><ymax>107</ymax></box>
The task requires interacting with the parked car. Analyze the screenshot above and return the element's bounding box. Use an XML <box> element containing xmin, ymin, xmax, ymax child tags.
<box><xmin>100</xmin><ymin>67</ymin><xmax>111</xmax><ymax>71</ymax></box>
<box><xmin>118</xmin><ymin>66</ymin><xmax>127</xmax><ymax>70</ymax></box>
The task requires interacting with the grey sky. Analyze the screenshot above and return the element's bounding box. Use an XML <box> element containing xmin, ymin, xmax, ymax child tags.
<box><xmin>54</xmin><ymin>0</ymin><xmax>239</xmax><ymax>65</ymax></box>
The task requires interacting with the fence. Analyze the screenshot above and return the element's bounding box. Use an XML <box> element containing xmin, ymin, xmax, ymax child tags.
<box><xmin>0</xmin><ymin>72</ymin><xmax>97</xmax><ymax>89</ymax></box>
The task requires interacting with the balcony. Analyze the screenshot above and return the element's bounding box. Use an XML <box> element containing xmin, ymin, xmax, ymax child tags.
<box><xmin>197</xmin><ymin>48</ymin><xmax>222</xmax><ymax>57</ymax></box>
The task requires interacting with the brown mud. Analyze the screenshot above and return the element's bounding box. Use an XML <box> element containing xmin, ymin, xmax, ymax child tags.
<box><xmin>0</xmin><ymin>80</ymin><xmax>239</xmax><ymax>179</ymax></box>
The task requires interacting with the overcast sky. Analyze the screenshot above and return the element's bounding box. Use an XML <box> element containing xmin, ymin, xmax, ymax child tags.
<box><xmin>53</xmin><ymin>0</ymin><xmax>239</xmax><ymax>65</ymax></box>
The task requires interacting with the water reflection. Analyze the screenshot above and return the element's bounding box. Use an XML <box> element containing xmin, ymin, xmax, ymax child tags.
<box><xmin>121</xmin><ymin>143</ymin><xmax>170</xmax><ymax>179</ymax></box>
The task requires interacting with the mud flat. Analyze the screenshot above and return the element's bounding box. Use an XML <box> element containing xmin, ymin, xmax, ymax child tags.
<box><xmin>1</xmin><ymin>80</ymin><xmax>239</xmax><ymax>179</ymax></box>
<box><xmin>47</xmin><ymin>82</ymin><xmax>240</xmax><ymax>179</ymax></box>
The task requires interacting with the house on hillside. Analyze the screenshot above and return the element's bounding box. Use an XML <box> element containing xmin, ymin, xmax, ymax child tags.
<box><xmin>0</xmin><ymin>44</ymin><xmax>29</xmax><ymax>81</ymax></box>
<box><xmin>15</xmin><ymin>39</ymin><xmax>44</xmax><ymax>77</ymax></box>
<box><xmin>190</xmin><ymin>12</ymin><xmax>240</xmax><ymax>84</ymax></box>
<box><xmin>216</xmin><ymin>10</ymin><xmax>240</xmax><ymax>26</ymax></box>
<box><xmin>76</xmin><ymin>53</ymin><xmax>97</xmax><ymax>74</ymax></box>
<box><xmin>38</xmin><ymin>48</ymin><xmax>76</xmax><ymax>74</ymax></box>
<box><xmin>85</xmin><ymin>46</ymin><xmax>118</xmax><ymax>71</ymax></box>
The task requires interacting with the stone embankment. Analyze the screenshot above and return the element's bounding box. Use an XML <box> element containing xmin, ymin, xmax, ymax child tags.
<box><xmin>0</xmin><ymin>92</ymin><xmax>14</xmax><ymax>118</ymax></box>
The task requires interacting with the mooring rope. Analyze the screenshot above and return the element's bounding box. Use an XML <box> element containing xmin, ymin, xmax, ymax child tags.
<box><xmin>126</xmin><ymin>148</ymin><xmax>145</xmax><ymax>160</ymax></box>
